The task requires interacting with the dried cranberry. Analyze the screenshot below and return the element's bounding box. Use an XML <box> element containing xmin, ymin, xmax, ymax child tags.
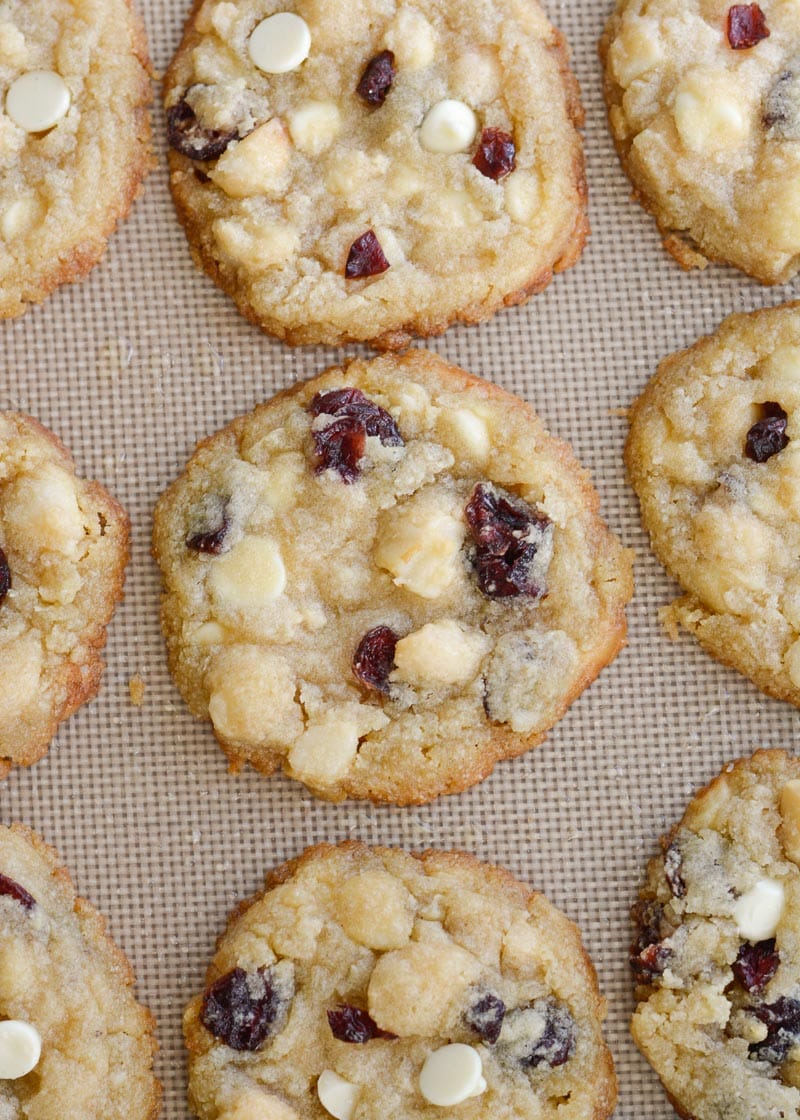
<box><xmin>352</xmin><ymin>626</ymin><xmax>398</xmax><ymax>693</ymax></box>
<box><xmin>510</xmin><ymin>1000</ymin><xmax>576</xmax><ymax>1069</ymax></box>
<box><xmin>186</xmin><ymin>513</ymin><xmax>230</xmax><ymax>555</ymax></box>
<box><xmin>750</xmin><ymin>996</ymin><xmax>800</xmax><ymax>1063</ymax></box>
<box><xmin>310</xmin><ymin>389</ymin><xmax>403</xmax><ymax>445</ymax></box>
<box><xmin>727</xmin><ymin>4</ymin><xmax>770</xmax><ymax>48</ymax></box>
<box><xmin>664</xmin><ymin>843</ymin><xmax>686</xmax><ymax>899</ymax></box>
<box><xmin>327</xmin><ymin>1005</ymin><xmax>394</xmax><ymax>1042</ymax></box>
<box><xmin>473</xmin><ymin>127</ymin><xmax>516</xmax><ymax>180</ymax></box>
<box><xmin>745</xmin><ymin>403</ymin><xmax>789</xmax><ymax>463</ymax></box>
<box><xmin>0</xmin><ymin>547</ymin><xmax>10</xmax><ymax>605</ymax></box>
<box><xmin>309</xmin><ymin>388</ymin><xmax>403</xmax><ymax>482</ymax></box>
<box><xmin>0</xmin><ymin>873</ymin><xmax>35</xmax><ymax>911</ymax></box>
<box><xmin>166</xmin><ymin>98</ymin><xmax>238</xmax><ymax>160</ymax></box>
<box><xmin>356</xmin><ymin>50</ymin><xmax>396</xmax><ymax>106</ymax></box>
<box><xmin>630</xmin><ymin>899</ymin><xmax>672</xmax><ymax>982</ymax></box>
<box><xmin>631</xmin><ymin>941</ymin><xmax>672</xmax><ymax>983</ymax></box>
<box><xmin>733</xmin><ymin>939</ymin><xmax>780</xmax><ymax>994</ymax></box>
<box><xmin>345</xmin><ymin>231</ymin><xmax>390</xmax><ymax>279</ymax></box>
<box><xmin>200</xmin><ymin>966</ymin><xmax>290</xmax><ymax>1051</ymax></box>
<box><xmin>464</xmin><ymin>991</ymin><xmax>506</xmax><ymax>1045</ymax></box>
<box><xmin>464</xmin><ymin>483</ymin><xmax>552</xmax><ymax>599</ymax></box>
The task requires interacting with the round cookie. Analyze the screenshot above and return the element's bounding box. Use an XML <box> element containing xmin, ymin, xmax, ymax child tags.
<box><xmin>163</xmin><ymin>0</ymin><xmax>587</xmax><ymax>348</ymax></box>
<box><xmin>0</xmin><ymin>0</ymin><xmax>152</xmax><ymax>318</ymax></box>
<box><xmin>152</xmin><ymin>350</ymin><xmax>633</xmax><ymax>804</ymax></box>
<box><xmin>0</xmin><ymin>412</ymin><xmax>129</xmax><ymax>775</ymax></box>
<box><xmin>630</xmin><ymin>750</ymin><xmax>800</xmax><ymax>1120</ymax></box>
<box><xmin>0</xmin><ymin>823</ymin><xmax>160</xmax><ymax>1117</ymax></box>
<box><xmin>185</xmin><ymin>842</ymin><xmax>618</xmax><ymax>1120</ymax></box>
<box><xmin>626</xmin><ymin>302</ymin><xmax>800</xmax><ymax>707</ymax></box>
<box><xmin>601</xmin><ymin>0</ymin><xmax>800</xmax><ymax>283</ymax></box>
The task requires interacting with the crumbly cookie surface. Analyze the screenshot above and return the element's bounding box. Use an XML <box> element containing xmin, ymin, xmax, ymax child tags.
<box><xmin>164</xmin><ymin>0</ymin><xmax>587</xmax><ymax>348</ymax></box>
<box><xmin>153</xmin><ymin>350</ymin><xmax>632</xmax><ymax>804</ymax></box>
<box><xmin>626</xmin><ymin>302</ymin><xmax>800</xmax><ymax>706</ymax></box>
<box><xmin>185</xmin><ymin>842</ymin><xmax>617</xmax><ymax>1120</ymax></box>
<box><xmin>0</xmin><ymin>412</ymin><xmax>129</xmax><ymax>775</ymax></box>
<box><xmin>601</xmin><ymin>0</ymin><xmax>800</xmax><ymax>283</ymax></box>
<box><xmin>0</xmin><ymin>823</ymin><xmax>160</xmax><ymax>1118</ymax></box>
<box><xmin>630</xmin><ymin>750</ymin><xmax>800</xmax><ymax>1120</ymax></box>
<box><xmin>0</xmin><ymin>0</ymin><xmax>152</xmax><ymax>318</ymax></box>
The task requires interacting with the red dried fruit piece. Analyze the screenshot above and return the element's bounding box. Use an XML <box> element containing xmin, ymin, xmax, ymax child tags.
<box><xmin>309</xmin><ymin>388</ymin><xmax>404</xmax><ymax>482</ymax></box>
<box><xmin>464</xmin><ymin>483</ymin><xmax>552</xmax><ymax>599</ymax></box>
<box><xmin>473</xmin><ymin>127</ymin><xmax>516</xmax><ymax>181</ymax></box>
<box><xmin>464</xmin><ymin>990</ymin><xmax>506</xmax><ymax>1045</ymax></box>
<box><xmin>750</xmin><ymin>996</ymin><xmax>800</xmax><ymax>1063</ymax></box>
<box><xmin>186</xmin><ymin>513</ymin><xmax>230</xmax><ymax>554</ymax></box>
<box><xmin>352</xmin><ymin>626</ymin><xmax>398</xmax><ymax>693</ymax></box>
<box><xmin>356</xmin><ymin>50</ymin><xmax>396</xmax><ymax>106</ymax></box>
<box><xmin>746</xmin><ymin>403</ymin><xmax>789</xmax><ymax>462</ymax></box>
<box><xmin>200</xmin><ymin>966</ymin><xmax>290</xmax><ymax>1051</ymax></box>
<box><xmin>167</xmin><ymin>97</ymin><xmax>238</xmax><ymax>160</ymax></box>
<box><xmin>0</xmin><ymin>873</ymin><xmax>35</xmax><ymax>911</ymax></box>
<box><xmin>327</xmin><ymin>1005</ymin><xmax>395</xmax><ymax>1042</ymax></box>
<box><xmin>733</xmin><ymin>939</ymin><xmax>780</xmax><ymax>994</ymax></box>
<box><xmin>509</xmin><ymin>999</ymin><xmax>576</xmax><ymax>1069</ymax></box>
<box><xmin>727</xmin><ymin>4</ymin><xmax>770</xmax><ymax>48</ymax></box>
<box><xmin>0</xmin><ymin>547</ymin><xmax>10</xmax><ymax>605</ymax></box>
<box><xmin>345</xmin><ymin>231</ymin><xmax>390</xmax><ymax>279</ymax></box>
<box><xmin>630</xmin><ymin>899</ymin><xmax>672</xmax><ymax>982</ymax></box>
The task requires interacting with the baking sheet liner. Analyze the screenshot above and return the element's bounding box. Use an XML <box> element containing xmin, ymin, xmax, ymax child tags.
<box><xmin>2</xmin><ymin>1</ymin><xmax>798</xmax><ymax>1115</ymax></box>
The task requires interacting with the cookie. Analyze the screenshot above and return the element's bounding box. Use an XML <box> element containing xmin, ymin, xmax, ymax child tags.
<box><xmin>152</xmin><ymin>350</ymin><xmax>632</xmax><ymax>804</ymax></box>
<box><xmin>625</xmin><ymin>302</ymin><xmax>800</xmax><ymax>707</ymax></box>
<box><xmin>163</xmin><ymin>0</ymin><xmax>587</xmax><ymax>348</ymax></box>
<box><xmin>601</xmin><ymin>0</ymin><xmax>800</xmax><ymax>283</ymax></box>
<box><xmin>0</xmin><ymin>412</ymin><xmax>129</xmax><ymax>775</ymax></box>
<box><xmin>184</xmin><ymin>841</ymin><xmax>617</xmax><ymax>1120</ymax></box>
<box><xmin>0</xmin><ymin>823</ymin><xmax>160</xmax><ymax>1117</ymax></box>
<box><xmin>0</xmin><ymin>0</ymin><xmax>152</xmax><ymax>318</ymax></box>
<box><xmin>629</xmin><ymin>750</ymin><xmax>800</xmax><ymax>1120</ymax></box>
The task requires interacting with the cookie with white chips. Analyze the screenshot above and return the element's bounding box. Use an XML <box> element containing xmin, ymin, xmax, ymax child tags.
<box><xmin>0</xmin><ymin>824</ymin><xmax>160</xmax><ymax>1118</ymax></box>
<box><xmin>0</xmin><ymin>0</ymin><xmax>152</xmax><ymax>317</ymax></box>
<box><xmin>163</xmin><ymin>0</ymin><xmax>587</xmax><ymax>347</ymax></box>
<box><xmin>184</xmin><ymin>842</ymin><xmax>617</xmax><ymax>1120</ymax></box>
<box><xmin>152</xmin><ymin>350</ymin><xmax>632</xmax><ymax>804</ymax></box>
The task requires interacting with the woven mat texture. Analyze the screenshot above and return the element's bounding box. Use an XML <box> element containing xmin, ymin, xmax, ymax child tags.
<box><xmin>2</xmin><ymin>0</ymin><xmax>799</xmax><ymax>1116</ymax></box>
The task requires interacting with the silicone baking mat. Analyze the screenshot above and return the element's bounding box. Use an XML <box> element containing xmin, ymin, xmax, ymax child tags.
<box><xmin>2</xmin><ymin>0</ymin><xmax>798</xmax><ymax>1115</ymax></box>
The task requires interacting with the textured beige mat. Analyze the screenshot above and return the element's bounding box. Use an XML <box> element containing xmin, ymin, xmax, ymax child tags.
<box><xmin>2</xmin><ymin>0</ymin><xmax>799</xmax><ymax>1116</ymax></box>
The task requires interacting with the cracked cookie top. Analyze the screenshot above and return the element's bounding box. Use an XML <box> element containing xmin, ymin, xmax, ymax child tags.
<box><xmin>152</xmin><ymin>350</ymin><xmax>632</xmax><ymax>804</ymax></box>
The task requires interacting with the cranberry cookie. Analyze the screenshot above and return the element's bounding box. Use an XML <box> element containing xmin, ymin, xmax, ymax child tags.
<box><xmin>0</xmin><ymin>412</ymin><xmax>129</xmax><ymax>775</ymax></box>
<box><xmin>153</xmin><ymin>350</ymin><xmax>632</xmax><ymax>804</ymax></box>
<box><xmin>630</xmin><ymin>751</ymin><xmax>800</xmax><ymax>1120</ymax></box>
<box><xmin>0</xmin><ymin>824</ymin><xmax>160</xmax><ymax>1117</ymax></box>
<box><xmin>626</xmin><ymin>303</ymin><xmax>800</xmax><ymax>706</ymax></box>
<box><xmin>185</xmin><ymin>842</ymin><xmax>617</xmax><ymax>1120</ymax></box>
<box><xmin>163</xmin><ymin>0</ymin><xmax>587</xmax><ymax>347</ymax></box>
<box><xmin>0</xmin><ymin>0</ymin><xmax>152</xmax><ymax>317</ymax></box>
<box><xmin>601</xmin><ymin>0</ymin><xmax>800</xmax><ymax>283</ymax></box>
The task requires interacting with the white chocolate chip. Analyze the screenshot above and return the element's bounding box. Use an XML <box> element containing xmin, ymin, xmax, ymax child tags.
<box><xmin>0</xmin><ymin>197</ymin><xmax>39</xmax><ymax>241</ymax></box>
<box><xmin>209</xmin><ymin>119</ymin><xmax>291</xmax><ymax>197</ymax></box>
<box><xmin>0</xmin><ymin>24</ymin><xmax>28</xmax><ymax>69</ymax></box>
<box><xmin>248</xmin><ymin>12</ymin><xmax>311</xmax><ymax>74</ymax></box>
<box><xmin>368</xmin><ymin>942</ymin><xmax>481</xmax><ymax>1036</ymax></box>
<box><xmin>335</xmin><ymin>871</ymin><xmax>414</xmax><ymax>949</ymax></box>
<box><xmin>209</xmin><ymin>536</ymin><xmax>286</xmax><ymax>607</ymax></box>
<box><xmin>287</xmin><ymin>719</ymin><xmax>359</xmax><ymax>785</ymax></box>
<box><xmin>608</xmin><ymin>17</ymin><xmax>663</xmax><ymax>87</ymax></box>
<box><xmin>436</xmin><ymin>408</ymin><xmax>490</xmax><ymax>462</ymax></box>
<box><xmin>393</xmin><ymin>621</ymin><xmax>489</xmax><ymax>687</ymax></box>
<box><xmin>213</xmin><ymin>218</ymin><xmax>299</xmax><ymax>269</ymax></box>
<box><xmin>419</xmin><ymin>1044</ymin><xmax>486</xmax><ymax>1107</ymax></box>
<box><xmin>785</xmin><ymin>638</ymin><xmax>800</xmax><ymax>689</ymax></box>
<box><xmin>288</xmin><ymin>100</ymin><xmax>341</xmax><ymax>155</ymax></box>
<box><xmin>505</xmin><ymin>171</ymin><xmax>541</xmax><ymax>224</ymax></box>
<box><xmin>673</xmin><ymin>70</ymin><xmax>750</xmax><ymax>153</ymax></box>
<box><xmin>419</xmin><ymin>99</ymin><xmax>477</xmax><ymax>154</ymax></box>
<box><xmin>207</xmin><ymin>646</ymin><xmax>301</xmax><ymax>745</ymax></box>
<box><xmin>5</xmin><ymin>70</ymin><xmax>70</xmax><ymax>132</ymax></box>
<box><xmin>225</xmin><ymin>1090</ymin><xmax>300</xmax><ymax>1120</ymax></box>
<box><xmin>0</xmin><ymin>1020</ymin><xmax>41</xmax><ymax>1079</ymax></box>
<box><xmin>734</xmin><ymin>879</ymin><xmax>785</xmax><ymax>941</ymax></box>
<box><xmin>2</xmin><ymin>463</ymin><xmax>84</xmax><ymax>556</ymax></box>
<box><xmin>192</xmin><ymin>621</ymin><xmax>227</xmax><ymax>645</ymax></box>
<box><xmin>317</xmin><ymin>1070</ymin><xmax>359</xmax><ymax>1120</ymax></box>
<box><xmin>384</xmin><ymin>9</ymin><xmax>436</xmax><ymax>69</ymax></box>
<box><xmin>374</xmin><ymin>498</ymin><xmax>464</xmax><ymax>599</ymax></box>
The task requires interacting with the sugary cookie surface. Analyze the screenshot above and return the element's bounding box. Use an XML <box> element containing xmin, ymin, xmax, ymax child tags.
<box><xmin>601</xmin><ymin>0</ymin><xmax>800</xmax><ymax>282</ymax></box>
<box><xmin>164</xmin><ymin>0</ymin><xmax>587</xmax><ymax>347</ymax></box>
<box><xmin>185</xmin><ymin>843</ymin><xmax>617</xmax><ymax>1120</ymax></box>
<box><xmin>0</xmin><ymin>824</ymin><xmax>160</xmax><ymax>1118</ymax></box>
<box><xmin>0</xmin><ymin>0</ymin><xmax>151</xmax><ymax>317</ymax></box>
<box><xmin>153</xmin><ymin>350</ymin><xmax>632</xmax><ymax>804</ymax></box>
<box><xmin>626</xmin><ymin>303</ymin><xmax>800</xmax><ymax>707</ymax></box>
<box><xmin>630</xmin><ymin>750</ymin><xmax>800</xmax><ymax>1120</ymax></box>
<box><xmin>0</xmin><ymin>412</ymin><xmax>129</xmax><ymax>775</ymax></box>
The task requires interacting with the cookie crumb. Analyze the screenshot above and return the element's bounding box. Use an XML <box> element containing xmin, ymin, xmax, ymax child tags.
<box><xmin>129</xmin><ymin>674</ymin><xmax>146</xmax><ymax>707</ymax></box>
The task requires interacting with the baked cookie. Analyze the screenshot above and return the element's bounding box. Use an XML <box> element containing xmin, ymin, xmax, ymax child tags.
<box><xmin>185</xmin><ymin>842</ymin><xmax>617</xmax><ymax>1120</ymax></box>
<box><xmin>630</xmin><ymin>750</ymin><xmax>800</xmax><ymax>1120</ymax></box>
<box><xmin>0</xmin><ymin>0</ymin><xmax>152</xmax><ymax>318</ymax></box>
<box><xmin>0</xmin><ymin>412</ymin><xmax>129</xmax><ymax>775</ymax></box>
<box><xmin>601</xmin><ymin>0</ymin><xmax>800</xmax><ymax>283</ymax></box>
<box><xmin>163</xmin><ymin>0</ymin><xmax>587</xmax><ymax>348</ymax></box>
<box><xmin>0</xmin><ymin>823</ymin><xmax>160</xmax><ymax>1117</ymax></box>
<box><xmin>626</xmin><ymin>302</ymin><xmax>800</xmax><ymax>706</ymax></box>
<box><xmin>153</xmin><ymin>350</ymin><xmax>632</xmax><ymax>804</ymax></box>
